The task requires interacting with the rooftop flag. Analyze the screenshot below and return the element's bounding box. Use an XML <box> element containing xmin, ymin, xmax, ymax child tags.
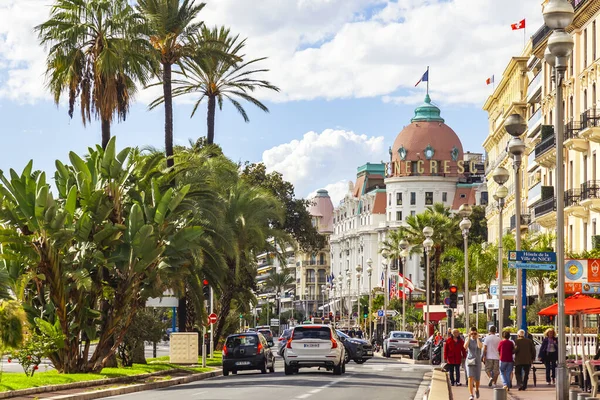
<box><xmin>486</xmin><ymin>75</ymin><xmax>494</xmax><ymax>85</ymax></box>
<box><xmin>511</xmin><ymin>18</ymin><xmax>526</xmax><ymax>30</ymax></box>
<box><xmin>415</xmin><ymin>68</ymin><xmax>429</xmax><ymax>87</ymax></box>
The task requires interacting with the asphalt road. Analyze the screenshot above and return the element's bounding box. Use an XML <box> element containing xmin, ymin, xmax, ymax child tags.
<box><xmin>104</xmin><ymin>358</ymin><xmax>429</xmax><ymax>400</ymax></box>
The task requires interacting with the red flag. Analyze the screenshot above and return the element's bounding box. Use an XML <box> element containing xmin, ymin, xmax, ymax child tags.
<box><xmin>511</xmin><ymin>19</ymin><xmax>526</xmax><ymax>30</ymax></box>
<box><xmin>486</xmin><ymin>75</ymin><xmax>494</xmax><ymax>85</ymax></box>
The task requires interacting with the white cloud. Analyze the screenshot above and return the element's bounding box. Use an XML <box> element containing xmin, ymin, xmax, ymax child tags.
<box><xmin>262</xmin><ymin>129</ymin><xmax>386</xmax><ymax>202</ymax></box>
<box><xmin>308</xmin><ymin>180</ymin><xmax>352</xmax><ymax>207</ymax></box>
<box><xmin>0</xmin><ymin>0</ymin><xmax>546</xmax><ymax>106</ymax></box>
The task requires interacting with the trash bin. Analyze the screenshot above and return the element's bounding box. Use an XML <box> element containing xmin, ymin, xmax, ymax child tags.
<box><xmin>412</xmin><ymin>347</ymin><xmax>420</xmax><ymax>359</ymax></box>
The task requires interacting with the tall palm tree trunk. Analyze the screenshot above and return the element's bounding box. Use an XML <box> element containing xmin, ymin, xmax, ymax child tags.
<box><xmin>207</xmin><ymin>95</ymin><xmax>216</xmax><ymax>145</ymax></box>
<box><xmin>101</xmin><ymin>118</ymin><xmax>111</xmax><ymax>150</ymax></box>
<box><xmin>163</xmin><ymin>62</ymin><xmax>174</xmax><ymax>169</ymax></box>
<box><xmin>214</xmin><ymin>285</ymin><xmax>234</xmax><ymax>345</ymax></box>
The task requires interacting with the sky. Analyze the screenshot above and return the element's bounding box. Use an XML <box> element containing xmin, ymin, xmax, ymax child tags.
<box><xmin>0</xmin><ymin>0</ymin><xmax>545</xmax><ymax>205</ymax></box>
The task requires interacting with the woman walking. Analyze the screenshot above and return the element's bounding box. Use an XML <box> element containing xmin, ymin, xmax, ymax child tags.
<box><xmin>464</xmin><ymin>326</ymin><xmax>483</xmax><ymax>399</ymax></box>
<box><xmin>498</xmin><ymin>330</ymin><xmax>515</xmax><ymax>391</ymax></box>
<box><xmin>444</xmin><ymin>328</ymin><xmax>466</xmax><ymax>386</ymax></box>
<box><xmin>539</xmin><ymin>328</ymin><xmax>558</xmax><ymax>385</ymax></box>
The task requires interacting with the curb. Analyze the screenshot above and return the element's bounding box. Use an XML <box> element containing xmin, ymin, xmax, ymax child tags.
<box><xmin>413</xmin><ymin>370</ymin><xmax>433</xmax><ymax>400</ymax></box>
<box><xmin>45</xmin><ymin>370</ymin><xmax>222</xmax><ymax>400</ymax></box>
<box><xmin>0</xmin><ymin>369</ymin><xmax>184</xmax><ymax>400</ymax></box>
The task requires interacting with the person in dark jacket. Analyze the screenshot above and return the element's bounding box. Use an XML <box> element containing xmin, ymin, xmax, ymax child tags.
<box><xmin>514</xmin><ymin>329</ymin><xmax>537</xmax><ymax>391</ymax></box>
<box><xmin>539</xmin><ymin>327</ymin><xmax>558</xmax><ymax>385</ymax></box>
<box><xmin>444</xmin><ymin>328</ymin><xmax>467</xmax><ymax>386</ymax></box>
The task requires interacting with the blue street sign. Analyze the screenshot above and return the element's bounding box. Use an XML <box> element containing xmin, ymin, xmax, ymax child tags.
<box><xmin>508</xmin><ymin>251</ymin><xmax>556</xmax><ymax>263</ymax></box>
<box><xmin>377</xmin><ymin>310</ymin><xmax>384</xmax><ymax>317</ymax></box>
<box><xmin>509</xmin><ymin>262</ymin><xmax>556</xmax><ymax>271</ymax></box>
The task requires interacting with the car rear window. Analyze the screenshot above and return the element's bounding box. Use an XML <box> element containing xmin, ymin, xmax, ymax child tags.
<box><xmin>259</xmin><ymin>330</ymin><xmax>272</xmax><ymax>336</ymax></box>
<box><xmin>392</xmin><ymin>333</ymin><xmax>414</xmax><ymax>339</ymax></box>
<box><xmin>293</xmin><ymin>327</ymin><xmax>331</xmax><ymax>340</ymax></box>
<box><xmin>226</xmin><ymin>335</ymin><xmax>257</xmax><ymax>347</ymax></box>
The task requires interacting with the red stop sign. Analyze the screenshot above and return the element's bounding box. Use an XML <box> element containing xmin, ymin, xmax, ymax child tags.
<box><xmin>208</xmin><ymin>313</ymin><xmax>218</xmax><ymax>324</ymax></box>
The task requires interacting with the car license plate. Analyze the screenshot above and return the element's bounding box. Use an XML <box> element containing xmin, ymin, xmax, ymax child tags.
<box><xmin>366</xmin><ymin>351</ymin><xmax>373</xmax><ymax>355</ymax></box>
<box><xmin>236</xmin><ymin>361</ymin><xmax>251</xmax><ymax>366</ymax></box>
<box><xmin>304</xmin><ymin>343</ymin><xmax>319</xmax><ymax>348</ymax></box>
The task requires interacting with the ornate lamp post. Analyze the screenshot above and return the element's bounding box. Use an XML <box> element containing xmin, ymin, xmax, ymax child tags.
<box><xmin>422</xmin><ymin>227</ymin><xmax>434</xmax><ymax>342</ymax></box>
<box><xmin>366</xmin><ymin>258</ymin><xmax>373</xmax><ymax>339</ymax></box>
<box><xmin>304</xmin><ymin>288</ymin><xmax>309</xmax><ymax>320</ymax></box>
<box><xmin>276</xmin><ymin>292</ymin><xmax>281</xmax><ymax>334</ymax></box>
<box><xmin>356</xmin><ymin>264</ymin><xmax>363</xmax><ymax>329</ymax></box>
<box><xmin>321</xmin><ymin>285</ymin><xmax>326</xmax><ymax>318</ymax></box>
<box><xmin>399</xmin><ymin>239</ymin><xmax>409</xmax><ymax>331</ymax></box>
<box><xmin>543</xmin><ymin>1</ymin><xmax>575</xmax><ymax>397</ymax></box>
<box><xmin>382</xmin><ymin>259</ymin><xmax>388</xmax><ymax>337</ymax></box>
<box><xmin>346</xmin><ymin>271</ymin><xmax>352</xmax><ymax>326</ymax></box>
<box><xmin>493</xmin><ymin>167</ymin><xmax>509</xmax><ymax>333</ymax></box>
<box><xmin>290</xmin><ymin>294</ymin><xmax>295</xmax><ymax>325</ymax></box>
<box><xmin>504</xmin><ymin>114</ymin><xmax>527</xmax><ymax>332</ymax></box>
<box><xmin>337</xmin><ymin>278</ymin><xmax>343</xmax><ymax>325</ymax></box>
<box><xmin>458</xmin><ymin>204</ymin><xmax>473</xmax><ymax>328</ymax></box>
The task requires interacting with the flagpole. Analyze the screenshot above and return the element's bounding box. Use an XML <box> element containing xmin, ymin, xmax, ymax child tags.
<box><xmin>426</xmin><ymin>66</ymin><xmax>430</xmax><ymax>95</ymax></box>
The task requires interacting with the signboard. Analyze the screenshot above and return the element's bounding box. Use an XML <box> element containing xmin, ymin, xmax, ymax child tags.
<box><xmin>146</xmin><ymin>297</ymin><xmax>179</xmax><ymax>308</ymax></box>
<box><xmin>509</xmin><ymin>251</ymin><xmax>557</xmax><ymax>263</ymax></box>
<box><xmin>270</xmin><ymin>318</ymin><xmax>280</xmax><ymax>326</ymax></box>
<box><xmin>485</xmin><ymin>299</ymin><xmax>499</xmax><ymax>310</ymax></box>
<box><xmin>386</xmin><ymin>310</ymin><xmax>399</xmax><ymax>317</ymax></box>
<box><xmin>564</xmin><ymin>259</ymin><xmax>600</xmax><ymax>294</ymax></box>
<box><xmin>509</xmin><ymin>262</ymin><xmax>556</xmax><ymax>271</ymax></box>
<box><xmin>489</xmin><ymin>285</ymin><xmax>517</xmax><ymax>296</ymax></box>
<box><xmin>208</xmin><ymin>313</ymin><xmax>217</xmax><ymax>324</ymax></box>
<box><xmin>443</xmin><ymin>297</ymin><xmax>451</xmax><ymax>306</ymax></box>
<box><xmin>377</xmin><ymin>310</ymin><xmax>384</xmax><ymax>317</ymax></box>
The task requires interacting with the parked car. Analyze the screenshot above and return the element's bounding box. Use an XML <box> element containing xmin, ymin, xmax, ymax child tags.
<box><xmin>277</xmin><ymin>329</ymin><xmax>293</xmax><ymax>356</ymax></box>
<box><xmin>336</xmin><ymin>329</ymin><xmax>373</xmax><ymax>364</ymax></box>
<box><xmin>282</xmin><ymin>325</ymin><xmax>346</xmax><ymax>375</ymax></box>
<box><xmin>222</xmin><ymin>332</ymin><xmax>276</xmax><ymax>376</ymax></box>
<box><xmin>383</xmin><ymin>331</ymin><xmax>419</xmax><ymax>358</ymax></box>
<box><xmin>258</xmin><ymin>329</ymin><xmax>275</xmax><ymax>346</ymax></box>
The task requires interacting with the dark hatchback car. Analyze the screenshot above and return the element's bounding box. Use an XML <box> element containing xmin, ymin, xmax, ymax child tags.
<box><xmin>222</xmin><ymin>333</ymin><xmax>276</xmax><ymax>376</ymax></box>
<box><xmin>336</xmin><ymin>330</ymin><xmax>374</xmax><ymax>364</ymax></box>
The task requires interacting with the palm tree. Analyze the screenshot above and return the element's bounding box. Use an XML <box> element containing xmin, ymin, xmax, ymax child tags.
<box><xmin>138</xmin><ymin>0</ymin><xmax>205</xmax><ymax>168</ymax></box>
<box><xmin>154</xmin><ymin>26</ymin><xmax>279</xmax><ymax>145</ymax></box>
<box><xmin>265</xmin><ymin>268</ymin><xmax>294</xmax><ymax>295</ymax></box>
<box><xmin>36</xmin><ymin>0</ymin><xmax>155</xmax><ymax>149</ymax></box>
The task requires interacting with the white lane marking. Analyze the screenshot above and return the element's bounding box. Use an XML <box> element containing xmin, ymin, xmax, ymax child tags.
<box><xmin>297</xmin><ymin>395</ymin><xmax>311</xmax><ymax>399</ymax></box>
<box><xmin>295</xmin><ymin>375</ymin><xmax>351</xmax><ymax>399</ymax></box>
<box><xmin>309</xmin><ymin>389</ymin><xmax>322</xmax><ymax>394</ymax></box>
<box><xmin>192</xmin><ymin>391</ymin><xmax>208</xmax><ymax>396</ymax></box>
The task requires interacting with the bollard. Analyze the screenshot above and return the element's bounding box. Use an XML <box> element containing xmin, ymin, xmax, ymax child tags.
<box><xmin>570</xmin><ymin>389</ymin><xmax>582</xmax><ymax>400</ymax></box>
<box><xmin>578</xmin><ymin>394</ymin><xmax>592</xmax><ymax>400</ymax></box>
<box><xmin>493</xmin><ymin>387</ymin><xmax>507</xmax><ymax>400</ymax></box>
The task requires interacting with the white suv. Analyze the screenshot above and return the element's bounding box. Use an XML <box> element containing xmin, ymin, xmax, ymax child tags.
<box><xmin>282</xmin><ymin>325</ymin><xmax>345</xmax><ymax>375</ymax></box>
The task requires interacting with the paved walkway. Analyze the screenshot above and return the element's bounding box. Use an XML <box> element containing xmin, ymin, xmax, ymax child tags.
<box><xmin>450</xmin><ymin>381</ymin><xmax>559</xmax><ymax>400</ymax></box>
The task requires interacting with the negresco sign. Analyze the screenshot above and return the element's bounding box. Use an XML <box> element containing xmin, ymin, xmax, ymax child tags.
<box><xmin>383</xmin><ymin>159</ymin><xmax>482</xmax><ymax>177</ymax></box>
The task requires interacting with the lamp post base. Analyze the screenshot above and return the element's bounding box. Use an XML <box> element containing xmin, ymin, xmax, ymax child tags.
<box><xmin>556</xmin><ymin>365</ymin><xmax>568</xmax><ymax>399</ymax></box>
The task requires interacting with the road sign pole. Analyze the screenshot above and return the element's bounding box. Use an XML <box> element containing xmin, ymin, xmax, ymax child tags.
<box><xmin>202</xmin><ymin>301</ymin><xmax>207</xmax><ymax>368</ymax></box>
<box><xmin>210</xmin><ymin>287</ymin><xmax>214</xmax><ymax>359</ymax></box>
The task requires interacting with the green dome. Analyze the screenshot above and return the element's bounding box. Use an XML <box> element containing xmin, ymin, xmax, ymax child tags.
<box><xmin>410</xmin><ymin>94</ymin><xmax>444</xmax><ymax>123</ymax></box>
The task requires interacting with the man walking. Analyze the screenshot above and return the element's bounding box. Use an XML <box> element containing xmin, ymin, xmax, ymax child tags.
<box><xmin>514</xmin><ymin>329</ymin><xmax>536</xmax><ymax>391</ymax></box>
<box><xmin>482</xmin><ymin>326</ymin><xmax>501</xmax><ymax>387</ymax></box>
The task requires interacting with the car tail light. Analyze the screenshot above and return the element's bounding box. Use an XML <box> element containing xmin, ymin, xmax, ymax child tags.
<box><xmin>331</xmin><ymin>338</ymin><xmax>338</xmax><ymax>349</ymax></box>
<box><xmin>286</xmin><ymin>339</ymin><xmax>293</xmax><ymax>349</ymax></box>
<box><xmin>257</xmin><ymin>342</ymin><xmax>263</xmax><ymax>353</ymax></box>
<box><xmin>222</xmin><ymin>345</ymin><xmax>228</xmax><ymax>356</ymax></box>
<box><xmin>390</xmin><ymin>339</ymin><xmax>398</xmax><ymax>343</ymax></box>
<box><xmin>410</xmin><ymin>340</ymin><xmax>418</xmax><ymax>344</ymax></box>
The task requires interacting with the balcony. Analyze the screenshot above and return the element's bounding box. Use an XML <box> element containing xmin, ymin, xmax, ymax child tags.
<box><xmin>580</xmin><ymin>108</ymin><xmax>600</xmax><ymax>143</ymax></box>
<box><xmin>564</xmin><ymin>121</ymin><xmax>588</xmax><ymax>152</ymax></box>
<box><xmin>527</xmin><ymin>73</ymin><xmax>542</xmax><ymax>104</ymax></box>
<box><xmin>532</xmin><ymin>24</ymin><xmax>551</xmax><ymax>50</ymax></box>
<box><xmin>528</xmin><ymin>108</ymin><xmax>543</xmax><ymax>137</ymax></box>
<box><xmin>301</xmin><ymin>261</ymin><xmax>328</xmax><ymax>267</ymax></box>
<box><xmin>534</xmin><ymin>135</ymin><xmax>556</xmax><ymax>168</ymax></box>
<box><xmin>485</xmin><ymin>149</ymin><xmax>508</xmax><ymax>175</ymax></box>
<box><xmin>581</xmin><ymin>180</ymin><xmax>600</xmax><ymax>212</ymax></box>
<box><xmin>533</xmin><ymin>197</ymin><xmax>556</xmax><ymax>228</ymax></box>
<box><xmin>510</xmin><ymin>214</ymin><xmax>530</xmax><ymax>232</ymax></box>
<box><xmin>528</xmin><ymin>182</ymin><xmax>542</xmax><ymax>207</ymax></box>
<box><xmin>565</xmin><ymin>188</ymin><xmax>587</xmax><ymax>219</ymax></box>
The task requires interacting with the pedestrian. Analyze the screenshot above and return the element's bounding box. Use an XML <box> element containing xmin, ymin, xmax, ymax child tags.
<box><xmin>434</xmin><ymin>331</ymin><xmax>443</xmax><ymax>346</ymax></box>
<box><xmin>444</xmin><ymin>328</ymin><xmax>466</xmax><ymax>387</ymax></box>
<box><xmin>514</xmin><ymin>329</ymin><xmax>536</xmax><ymax>391</ymax></box>
<box><xmin>482</xmin><ymin>326</ymin><xmax>501</xmax><ymax>388</ymax></box>
<box><xmin>447</xmin><ymin>328</ymin><xmax>453</xmax><ymax>339</ymax></box>
<box><xmin>356</xmin><ymin>329</ymin><xmax>363</xmax><ymax>339</ymax></box>
<box><xmin>464</xmin><ymin>327</ymin><xmax>483</xmax><ymax>399</ymax></box>
<box><xmin>539</xmin><ymin>327</ymin><xmax>558</xmax><ymax>385</ymax></box>
<box><xmin>498</xmin><ymin>330</ymin><xmax>514</xmax><ymax>391</ymax></box>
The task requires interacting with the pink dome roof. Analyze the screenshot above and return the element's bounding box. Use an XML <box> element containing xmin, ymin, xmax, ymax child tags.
<box><xmin>309</xmin><ymin>189</ymin><xmax>333</xmax><ymax>234</ymax></box>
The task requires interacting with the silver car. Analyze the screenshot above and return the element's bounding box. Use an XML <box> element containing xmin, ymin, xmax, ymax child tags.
<box><xmin>383</xmin><ymin>331</ymin><xmax>419</xmax><ymax>358</ymax></box>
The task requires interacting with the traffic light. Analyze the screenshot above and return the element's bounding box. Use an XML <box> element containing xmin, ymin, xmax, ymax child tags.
<box><xmin>363</xmin><ymin>313</ymin><xmax>368</xmax><ymax>319</ymax></box>
<box><xmin>202</xmin><ymin>279</ymin><xmax>210</xmax><ymax>298</ymax></box>
<box><xmin>449</xmin><ymin>285</ymin><xmax>458</xmax><ymax>309</ymax></box>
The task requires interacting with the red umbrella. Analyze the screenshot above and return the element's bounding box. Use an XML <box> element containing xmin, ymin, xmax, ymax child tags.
<box><xmin>537</xmin><ymin>293</ymin><xmax>600</xmax><ymax>316</ymax></box>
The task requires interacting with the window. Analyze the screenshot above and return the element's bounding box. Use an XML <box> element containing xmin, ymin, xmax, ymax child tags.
<box><xmin>396</xmin><ymin>192</ymin><xmax>403</xmax><ymax>205</ymax></box>
<box><xmin>570</xmin><ymin>96</ymin><xmax>574</xmax><ymax>120</ymax></box>
<box><xmin>411</xmin><ymin>211</ymin><xmax>416</xmax><ymax>217</ymax></box>
<box><xmin>460</xmin><ymin>194</ymin><xmax>466</xmax><ymax>198</ymax></box>
<box><xmin>425</xmin><ymin>192</ymin><xmax>433</xmax><ymax>205</ymax></box>
<box><xmin>569</xmin><ymin>161</ymin><xmax>573</xmax><ymax>190</ymax></box>
<box><xmin>584</xmin><ymin>155</ymin><xmax>588</xmax><ymax>183</ymax></box>
<box><xmin>585</xmin><ymin>28</ymin><xmax>588</xmax><ymax>67</ymax></box>
<box><xmin>442</xmin><ymin>192</ymin><xmax>448</xmax><ymax>202</ymax></box>
<box><xmin>319</xmin><ymin>253</ymin><xmax>325</xmax><ymax>265</ymax></box>
<box><xmin>396</xmin><ymin>211</ymin><xmax>402</xmax><ymax>221</ymax></box>
<box><xmin>388</xmin><ymin>193</ymin><xmax>391</xmax><ymax>206</ymax></box>
<box><xmin>585</xmin><ymin>89</ymin><xmax>588</xmax><ymax>111</ymax></box>
<box><xmin>410</xmin><ymin>192</ymin><xmax>416</xmax><ymax>205</ymax></box>
<box><xmin>570</xmin><ymin>52</ymin><xmax>574</xmax><ymax>76</ymax></box>
<box><xmin>594</xmin><ymin>21</ymin><xmax>597</xmax><ymax>61</ymax></box>
<box><xmin>594</xmin><ymin>152</ymin><xmax>597</xmax><ymax>180</ymax></box>
<box><xmin>584</xmin><ymin>223</ymin><xmax>588</xmax><ymax>252</ymax></box>
<box><xmin>569</xmin><ymin>225</ymin><xmax>573</xmax><ymax>252</ymax></box>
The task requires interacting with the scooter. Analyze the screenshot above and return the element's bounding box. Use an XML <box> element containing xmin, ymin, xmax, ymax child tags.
<box><xmin>417</xmin><ymin>335</ymin><xmax>443</xmax><ymax>364</ymax></box>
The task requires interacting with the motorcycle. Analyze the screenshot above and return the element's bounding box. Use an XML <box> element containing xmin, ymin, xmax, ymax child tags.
<box><xmin>417</xmin><ymin>335</ymin><xmax>443</xmax><ymax>365</ymax></box>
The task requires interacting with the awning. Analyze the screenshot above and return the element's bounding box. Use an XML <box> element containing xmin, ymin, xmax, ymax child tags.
<box><xmin>318</xmin><ymin>299</ymin><xmax>341</xmax><ymax>311</ymax></box>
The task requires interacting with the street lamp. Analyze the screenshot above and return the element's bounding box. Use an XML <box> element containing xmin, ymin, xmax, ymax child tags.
<box><xmin>304</xmin><ymin>288</ymin><xmax>309</xmax><ymax>320</ymax></box>
<box><xmin>321</xmin><ymin>285</ymin><xmax>326</xmax><ymax>318</ymax></box>
<box><xmin>399</xmin><ymin>239</ymin><xmax>409</xmax><ymax>331</ymax></box>
<box><xmin>382</xmin><ymin>259</ymin><xmax>388</xmax><ymax>337</ymax></box>
<box><xmin>346</xmin><ymin>271</ymin><xmax>352</xmax><ymax>326</ymax></box>
<box><xmin>543</xmin><ymin>1</ymin><xmax>575</xmax><ymax>397</ymax></box>
<box><xmin>422</xmin><ymin>226</ymin><xmax>434</xmax><ymax>342</ymax></box>
<box><xmin>458</xmin><ymin>204</ymin><xmax>473</xmax><ymax>329</ymax></box>
<box><xmin>276</xmin><ymin>292</ymin><xmax>281</xmax><ymax>335</ymax></box>
<box><xmin>504</xmin><ymin>114</ymin><xmax>527</xmax><ymax>332</ymax></box>
<box><xmin>290</xmin><ymin>294</ymin><xmax>295</xmax><ymax>324</ymax></box>
<box><xmin>366</xmin><ymin>258</ymin><xmax>373</xmax><ymax>340</ymax></box>
<box><xmin>493</xmin><ymin>166</ymin><xmax>510</xmax><ymax>334</ymax></box>
<box><xmin>356</xmin><ymin>264</ymin><xmax>363</xmax><ymax>329</ymax></box>
<box><xmin>337</xmin><ymin>278</ymin><xmax>343</xmax><ymax>324</ymax></box>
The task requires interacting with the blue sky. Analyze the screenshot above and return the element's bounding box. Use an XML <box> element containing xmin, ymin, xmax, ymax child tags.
<box><xmin>0</xmin><ymin>0</ymin><xmax>545</xmax><ymax>204</ymax></box>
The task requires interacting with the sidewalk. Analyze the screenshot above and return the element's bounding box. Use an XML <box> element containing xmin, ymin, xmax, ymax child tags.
<box><xmin>450</xmin><ymin>378</ymin><xmax>557</xmax><ymax>400</ymax></box>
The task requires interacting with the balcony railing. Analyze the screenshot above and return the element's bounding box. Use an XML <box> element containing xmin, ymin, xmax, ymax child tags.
<box><xmin>528</xmin><ymin>72</ymin><xmax>542</xmax><ymax>93</ymax></box>
<box><xmin>534</xmin><ymin>135</ymin><xmax>555</xmax><ymax>158</ymax></box>
<box><xmin>486</xmin><ymin>148</ymin><xmax>508</xmax><ymax>174</ymax></box>
<box><xmin>532</xmin><ymin>25</ymin><xmax>552</xmax><ymax>49</ymax></box>
<box><xmin>565</xmin><ymin>188</ymin><xmax>582</xmax><ymax>207</ymax></box>
<box><xmin>581</xmin><ymin>108</ymin><xmax>600</xmax><ymax>129</ymax></box>
<box><xmin>581</xmin><ymin>181</ymin><xmax>600</xmax><ymax>200</ymax></box>
<box><xmin>301</xmin><ymin>261</ymin><xmax>328</xmax><ymax>267</ymax></box>
<box><xmin>510</xmin><ymin>214</ymin><xmax>531</xmax><ymax>230</ymax></box>
<box><xmin>528</xmin><ymin>108</ymin><xmax>542</xmax><ymax>130</ymax></box>
<box><xmin>565</xmin><ymin>121</ymin><xmax>583</xmax><ymax>140</ymax></box>
<box><xmin>534</xmin><ymin>197</ymin><xmax>556</xmax><ymax>217</ymax></box>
